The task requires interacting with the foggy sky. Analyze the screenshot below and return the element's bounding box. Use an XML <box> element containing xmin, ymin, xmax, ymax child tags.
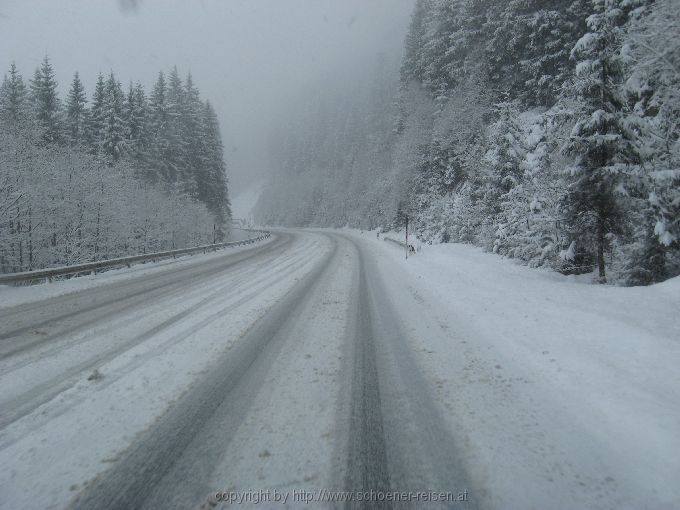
<box><xmin>0</xmin><ymin>0</ymin><xmax>416</xmax><ymax>194</ymax></box>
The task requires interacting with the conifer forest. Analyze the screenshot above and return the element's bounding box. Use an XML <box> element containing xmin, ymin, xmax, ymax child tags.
<box><xmin>256</xmin><ymin>0</ymin><xmax>679</xmax><ymax>285</ymax></box>
<box><xmin>1</xmin><ymin>59</ymin><xmax>230</xmax><ymax>273</ymax></box>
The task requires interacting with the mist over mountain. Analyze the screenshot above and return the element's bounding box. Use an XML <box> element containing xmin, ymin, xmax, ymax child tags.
<box><xmin>255</xmin><ymin>0</ymin><xmax>680</xmax><ymax>285</ymax></box>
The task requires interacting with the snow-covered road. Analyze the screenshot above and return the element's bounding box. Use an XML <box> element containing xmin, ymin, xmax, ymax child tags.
<box><xmin>0</xmin><ymin>230</ymin><xmax>678</xmax><ymax>509</ymax></box>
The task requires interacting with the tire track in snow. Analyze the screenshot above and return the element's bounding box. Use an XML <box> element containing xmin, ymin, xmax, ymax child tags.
<box><xmin>0</xmin><ymin>238</ymin><xmax>321</xmax><ymax>433</ymax></box>
<box><xmin>68</xmin><ymin>235</ymin><xmax>338</xmax><ymax>510</ymax></box>
<box><xmin>338</xmin><ymin>233</ymin><xmax>477</xmax><ymax>509</ymax></box>
<box><xmin>0</xmin><ymin>233</ymin><xmax>318</xmax><ymax>373</ymax></box>
<box><xmin>0</xmin><ymin>235</ymin><xmax>290</xmax><ymax>357</ymax></box>
<box><xmin>344</xmin><ymin>245</ymin><xmax>391</xmax><ymax>506</ymax></box>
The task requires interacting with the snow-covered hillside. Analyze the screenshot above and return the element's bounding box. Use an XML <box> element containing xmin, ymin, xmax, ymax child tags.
<box><xmin>255</xmin><ymin>0</ymin><xmax>680</xmax><ymax>286</ymax></box>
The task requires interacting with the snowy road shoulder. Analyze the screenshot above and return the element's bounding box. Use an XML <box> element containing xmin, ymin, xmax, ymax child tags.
<box><xmin>342</xmin><ymin>229</ymin><xmax>680</xmax><ymax>510</ymax></box>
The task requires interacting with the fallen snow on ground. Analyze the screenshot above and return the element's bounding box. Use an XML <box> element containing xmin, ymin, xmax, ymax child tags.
<box><xmin>346</xmin><ymin>229</ymin><xmax>680</xmax><ymax>510</ymax></box>
<box><xmin>0</xmin><ymin>233</ymin><xmax>329</xmax><ymax>510</ymax></box>
<box><xmin>205</xmin><ymin>237</ymin><xmax>356</xmax><ymax>500</ymax></box>
<box><xmin>1</xmin><ymin>229</ymin><xmax>677</xmax><ymax>510</ymax></box>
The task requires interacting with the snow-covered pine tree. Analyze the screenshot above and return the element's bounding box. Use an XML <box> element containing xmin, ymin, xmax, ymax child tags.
<box><xmin>29</xmin><ymin>56</ymin><xmax>61</xmax><ymax>144</ymax></box>
<box><xmin>464</xmin><ymin>0</ymin><xmax>496</xmax><ymax>49</ymax></box>
<box><xmin>101</xmin><ymin>72</ymin><xmax>126</xmax><ymax>163</ymax></box>
<box><xmin>65</xmin><ymin>72</ymin><xmax>88</xmax><ymax>147</ymax></box>
<box><xmin>420</xmin><ymin>0</ymin><xmax>466</xmax><ymax>96</ymax></box>
<box><xmin>182</xmin><ymin>72</ymin><xmax>204</xmax><ymax>200</ymax></box>
<box><xmin>27</xmin><ymin>68</ymin><xmax>41</xmax><ymax>114</ymax></box>
<box><xmin>124</xmin><ymin>84</ymin><xmax>137</xmax><ymax>160</ymax></box>
<box><xmin>0</xmin><ymin>62</ymin><xmax>29</xmax><ymax>129</ymax></box>
<box><xmin>201</xmin><ymin>100</ymin><xmax>230</xmax><ymax>227</ymax></box>
<box><xmin>124</xmin><ymin>82</ymin><xmax>151</xmax><ymax>175</ymax></box>
<box><xmin>486</xmin><ymin>0</ymin><xmax>589</xmax><ymax>107</ymax></box>
<box><xmin>494</xmin><ymin>107</ymin><xmax>572</xmax><ymax>266</ymax></box>
<box><xmin>400</xmin><ymin>0</ymin><xmax>433</xmax><ymax>85</ymax></box>
<box><xmin>481</xmin><ymin>99</ymin><xmax>526</xmax><ymax>252</ymax></box>
<box><xmin>0</xmin><ymin>77</ymin><xmax>9</xmax><ymax>122</ymax></box>
<box><xmin>87</xmin><ymin>73</ymin><xmax>106</xmax><ymax>154</ymax></box>
<box><xmin>563</xmin><ymin>0</ymin><xmax>641</xmax><ymax>282</ymax></box>
<box><xmin>411</xmin><ymin>138</ymin><xmax>465</xmax><ymax>242</ymax></box>
<box><xmin>622</xmin><ymin>0</ymin><xmax>680</xmax><ymax>283</ymax></box>
<box><xmin>166</xmin><ymin>66</ymin><xmax>188</xmax><ymax>192</ymax></box>
<box><xmin>148</xmin><ymin>71</ymin><xmax>171</xmax><ymax>182</ymax></box>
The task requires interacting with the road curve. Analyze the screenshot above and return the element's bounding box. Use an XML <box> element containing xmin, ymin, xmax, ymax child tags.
<box><xmin>0</xmin><ymin>230</ymin><xmax>474</xmax><ymax>509</ymax></box>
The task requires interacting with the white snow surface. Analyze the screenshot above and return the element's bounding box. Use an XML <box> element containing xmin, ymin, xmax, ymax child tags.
<box><xmin>353</xmin><ymin>229</ymin><xmax>680</xmax><ymax>509</ymax></box>
<box><xmin>0</xmin><ymin>229</ymin><xmax>678</xmax><ymax>510</ymax></box>
<box><xmin>0</xmin><ymin>233</ymin><xmax>325</xmax><ymax>509</ymax></box>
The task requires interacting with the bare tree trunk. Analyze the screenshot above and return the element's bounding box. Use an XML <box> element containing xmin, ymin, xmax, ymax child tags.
<box><xmin>17</xmin><ymin>209</ymin><xmax>23</xmax><ymax>271</ymax></box>
<box><xmin>28</xmin><ymin>205</ymin><xmax>33</xmax><ymax>270</ymax></box>
<box><xmin>94</xmin><ymin>204</ymin><xmax>100</xmax><ymax>262</ymax></box>
<box><xmin>597</xmin><ymin>217</ymin><xmax>606</xmax><ymax>283</ymax></box>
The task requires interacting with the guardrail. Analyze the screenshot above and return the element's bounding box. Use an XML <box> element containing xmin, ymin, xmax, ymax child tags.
<box><xmin>0</xmin><ymin>229</ymin><xmax>272</xmax><ymax>285</ymax></box>
<box><xmin>383</xmin><ymin>236</ymin><xmax>416</xmax><ymax>254</ymax></box>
